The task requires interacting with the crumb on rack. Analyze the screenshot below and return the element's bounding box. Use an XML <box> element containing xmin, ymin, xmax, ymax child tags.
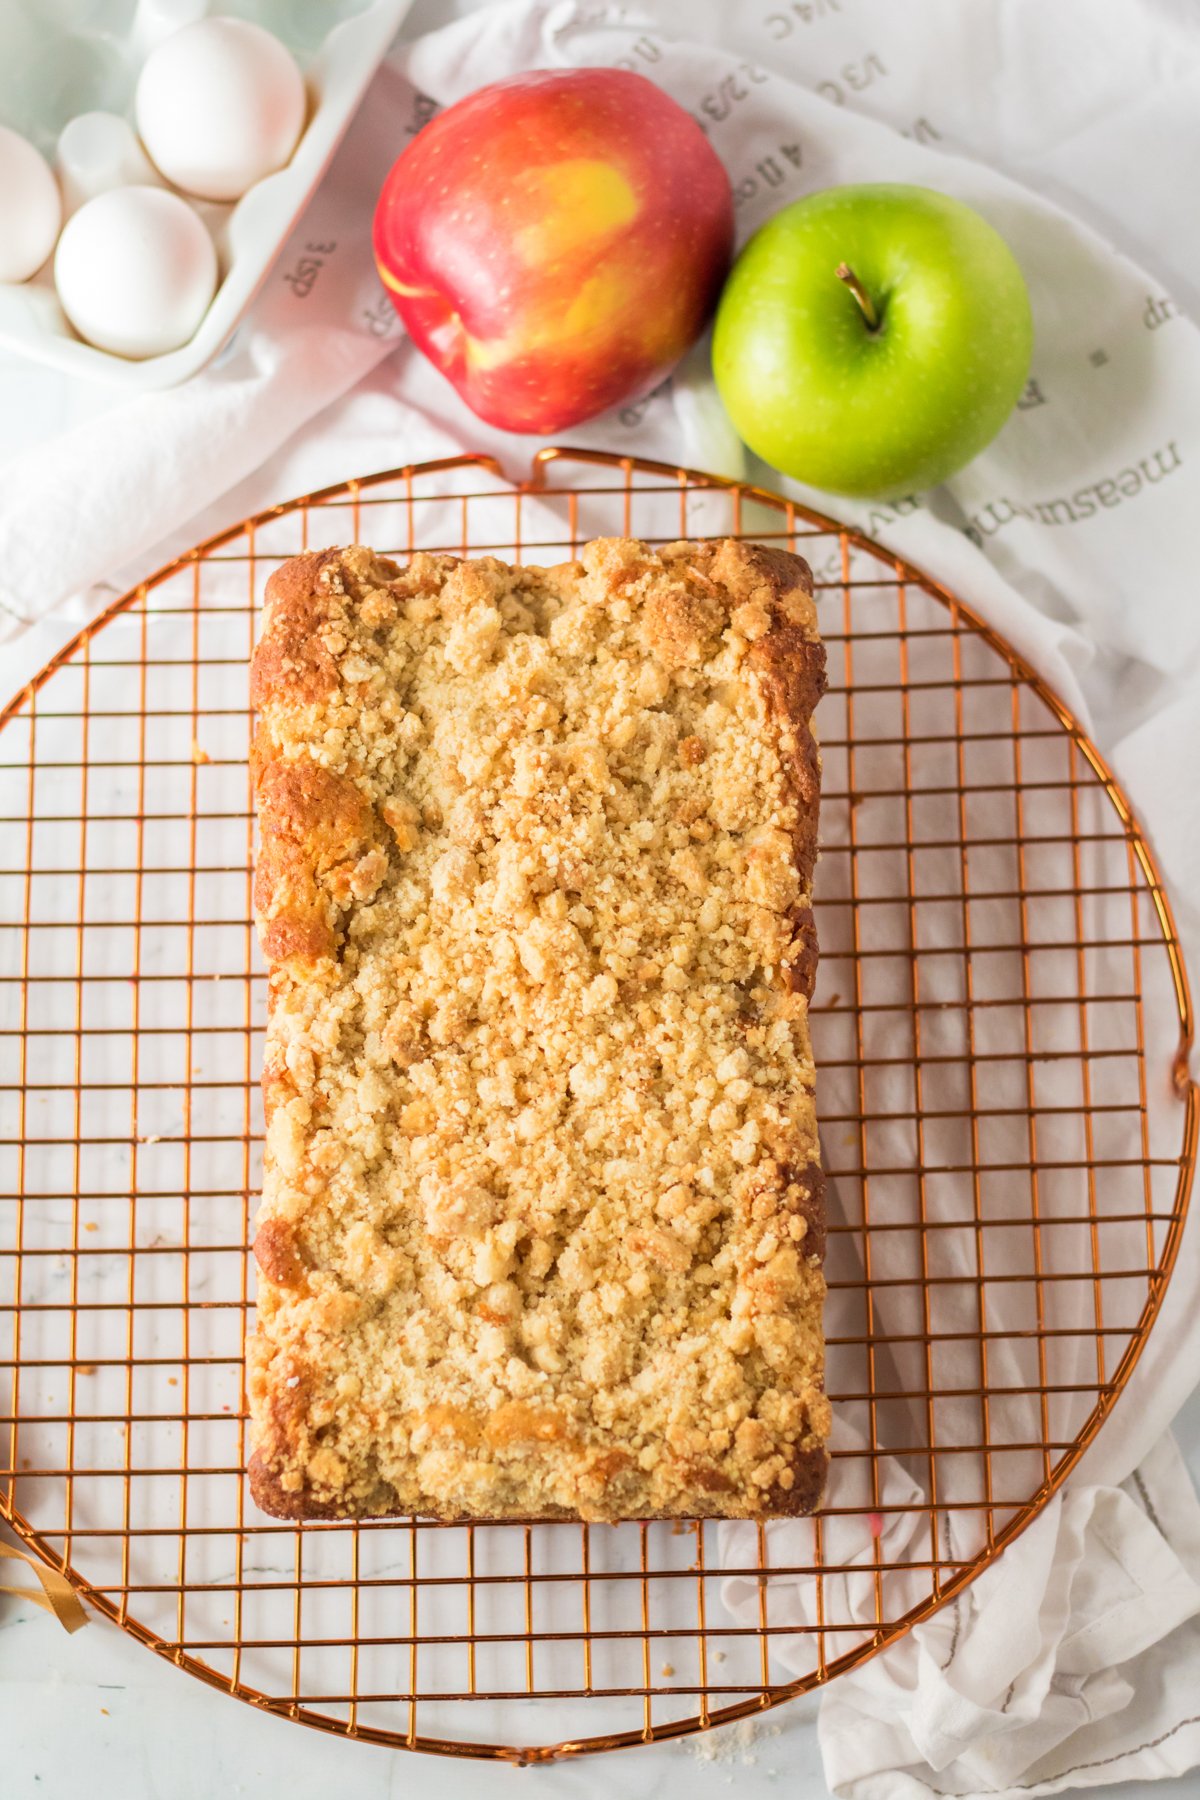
<box><xmin>688</xmin><ymin>1716</ymin><xmax>780</xmax><ymax>1766</ymax></box>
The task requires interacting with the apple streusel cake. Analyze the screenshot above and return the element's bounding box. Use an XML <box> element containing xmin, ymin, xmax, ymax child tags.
<box><xmin>248</xmin><ymin>534</ymin><xmax>827</xmax><ymax>1521</ymax></box>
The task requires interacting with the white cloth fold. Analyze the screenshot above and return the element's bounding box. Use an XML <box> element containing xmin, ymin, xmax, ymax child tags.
<box><xmin>814</xmin><ymin>1435</ymin><xmax>1200</xmax><ymax>1798</ymax></box>
<box><xmin>2</xmin><ymin>3</ymin><xmax>1199</xmax><ymax>1795</ymax></box>
<box><xmin>718</xmin><ymin>1432</ymin><xmax>1200</xmax><ymax>1796</ymax></box>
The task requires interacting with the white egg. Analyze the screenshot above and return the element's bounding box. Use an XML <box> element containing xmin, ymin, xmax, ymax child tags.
<box><xmin>135</xmin><ymin>17</ymin><xmax>306</xmax><ymax>203</ymax></box>
<box><xmin>0</xmin><ymin>124</ymin><xmax>63</xmax><ymax>284</ymax></box>
<box><xmin>54</xmin><ymin>186</ymin><xmax>218</xmax><ymax>358</ymax></box>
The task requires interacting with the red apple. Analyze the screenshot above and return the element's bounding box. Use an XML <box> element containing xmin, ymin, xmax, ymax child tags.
<box><xmin>373</xmin><ymin>69</ymin><xmax>734</xmax><ymax>433</ymax></box>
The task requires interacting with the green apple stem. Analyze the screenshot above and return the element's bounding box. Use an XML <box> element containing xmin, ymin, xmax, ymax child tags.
<box><xmin>836</xmin><ymin>262</ymin><xmax>880</xmax><ymax>331</ymax></box>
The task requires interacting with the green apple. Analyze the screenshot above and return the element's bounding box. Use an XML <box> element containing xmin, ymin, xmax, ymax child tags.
<box><xmin>712</xmin><ymin>184</ymin><xmax>1033</xmax><ymax>498</ymax></box>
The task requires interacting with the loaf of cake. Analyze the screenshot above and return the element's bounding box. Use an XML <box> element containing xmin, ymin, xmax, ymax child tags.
<box><xmin>247</xmin><ymin>535</ymin><xmax>828</xmax><ymax>1521</ymax></box>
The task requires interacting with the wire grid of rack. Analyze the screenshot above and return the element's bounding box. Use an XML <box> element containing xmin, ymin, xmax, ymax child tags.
<box><xmin>0</xmin><ymin>448</ymin><xmax>1195</xmax><ymax>1762</ymax></box>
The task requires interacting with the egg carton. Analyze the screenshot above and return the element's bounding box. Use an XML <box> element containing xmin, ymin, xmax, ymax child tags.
<box><xmin>0</xmin><ymin>0</ymin><xmax>411</xmax><ymax>388</ymax></box>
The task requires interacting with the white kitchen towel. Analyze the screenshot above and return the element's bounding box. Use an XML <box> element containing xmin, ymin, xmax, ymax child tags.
<box><xmin>718</xmin><ymin>1431</ymin><xmax>1200</xmax><ymax>1796</ymax></box>
<box><xmin>813</xmin><ymin>1433</ymin><xmax>1200</xmax><ymax>1798</ymax></box>
<box><xmin>2</xmin><ymin>3</ymin><xmax>1200</xmax><ymax>1796</ymax></box>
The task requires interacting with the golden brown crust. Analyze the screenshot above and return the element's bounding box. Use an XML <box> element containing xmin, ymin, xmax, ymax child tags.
<box><xmin>250</xmin><ymin>551</ymin><xmax>342</xmax><ymax>711</ymax></box>
<box><xmin>251</xmin><ymin>750</ymin><xmax>384</xmax><ymax>969</ymax></box>
<box><xmin>249</xmin><ymin>1449</ymin><xmax>383</xmax><ymax>1520</ymax></box>
<box><xmin>253</xmin><ymin>1217</ymin><xmax>309</xmax><ymax>1288</ymax></box>
<box><xmin>249</xmin><ymin>537</ymin><xmax>827</xmax><ymax>1522</ymax></box>
<box><xmin>731</xmin><ymin>542</ymin><xmax>826</xmax><ymax>1008</ymax></box>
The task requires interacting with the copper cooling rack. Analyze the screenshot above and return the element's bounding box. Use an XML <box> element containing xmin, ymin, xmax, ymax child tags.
<box><xmin>0</xmin><ymin>448</ymin><xmax>1195</xmax><ymax>1762</ymax></box>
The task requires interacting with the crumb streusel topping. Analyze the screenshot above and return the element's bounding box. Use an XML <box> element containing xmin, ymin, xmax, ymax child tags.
<box><xmin>248</xmin><ymin>536</ymin><xmax>828</xmax><ymax>1520</ymax></box>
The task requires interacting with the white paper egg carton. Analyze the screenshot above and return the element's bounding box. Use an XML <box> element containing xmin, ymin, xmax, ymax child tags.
<box><xmin>0</xmin><ymin>0</ymin><xmax>411</xmax><ymax>389</ymax></box>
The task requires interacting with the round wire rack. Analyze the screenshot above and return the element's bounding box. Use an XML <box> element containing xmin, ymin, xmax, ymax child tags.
<box><xmin>0</xmin><ymin>449</ymin><xmax>1195</xmax><ymax>1761</ymax></box>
